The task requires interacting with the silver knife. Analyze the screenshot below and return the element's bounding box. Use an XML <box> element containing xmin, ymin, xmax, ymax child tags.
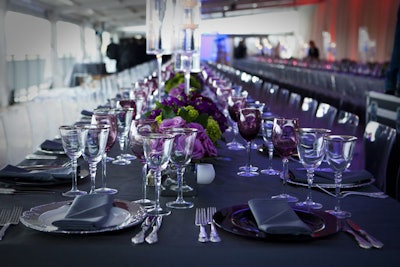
<box><xmin>347</xmin><ymin>219</ymin><xmax>384</xmax><ymax>248</ymax></box>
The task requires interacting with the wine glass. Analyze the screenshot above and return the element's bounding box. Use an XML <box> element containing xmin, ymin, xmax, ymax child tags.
<box><xmin>324</xmin><ymin>135</ymin><xmax>357</xmax><ymax>218</ymax></box>
<box><xmin>247</xmin><ymin>101</ymin><xmax>265</xmax><ymax>149</ymax></box>
<box><xmin>271</xmin><ymin>117</ymin><xmax>299</xmax><ymax>202</ymax></box>
<box><xmin>112</xmin><ymin>107</ymin><xmax>134</xmax><ymax>165</ymax></box>
<box><xmin>164</xmin><ymin>128</ymin><xmax>198</xmax><ymax>209</ymax></box>
<box><xmin>227</xmin><ymin>95</ymin><xmax>246</xmax><ymax>150</ymax></box>
<box><xmin>118</xmin><ymin>99</ymin><xmax>138</xmax><ymax>160</ymax></box>
<box><xmin>237</xmin><ymin>107</ymin><xmax>262</xmax><ymax>177</ymax></box>
<box><xmin>91</xmin><ymin>109</ymin><xmax>118</xmax><ymax>194</ymax></box>
<box><xmin>295</xmin><ymin>128</ymin><xmax>331</xmax><ymax>209</ymax></box>
<box><xmin>260</xmin><ymin>117</ymin><xmax>280</xmax><ymax>175</ymax></box>
<box><xmin>78</xmin><ymin>124</ymin><xmax>110</xmax><ymax>194</ymax></box>
<box><xmin>59</xmin><ymin>125</ymin><xmax>87</xmax><ymax>197</ymax></box>
<box><xmin>129</xmin><ymin>119</ymin><xmax>159</xmax><ymax>209</ymax></box>
<box><xmin>142</xmin><ymin>133</ymin><xmax>174</xmax><ymax>216</ymax></box>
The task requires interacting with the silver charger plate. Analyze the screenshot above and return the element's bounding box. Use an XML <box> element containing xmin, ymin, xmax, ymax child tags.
<box><xmin>37</xmin><ymin>148</ymin><xmax>66</xmax><ymax>155</ymax></box>
<box><xmin>20</xmin><ymin>199</ymin><xmax>146</xmax><ymax>234</ymax></box>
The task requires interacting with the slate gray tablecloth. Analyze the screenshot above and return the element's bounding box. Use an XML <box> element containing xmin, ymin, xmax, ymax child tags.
<box><xmin>1</xmin><ymin>133</ymin><xmax>399</xmax><ymax>267</ymax></box>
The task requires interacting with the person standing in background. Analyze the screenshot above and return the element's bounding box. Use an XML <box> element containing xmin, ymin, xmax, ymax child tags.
<box><xmin>307</xmin><ymin>40</ymin><xmax>319</xmax><ymax>60</ymax></box>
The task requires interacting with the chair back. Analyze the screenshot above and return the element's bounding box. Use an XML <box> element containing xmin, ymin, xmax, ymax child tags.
<box><xmin>363</xmin><ymin>121</ymin><xmax>397</xmax><ymax>192</ymax></box>
<box><xmin>334</xmin><ymin>110</ymin><xmax>360</xmax><ymax>136</ymax></box>
<box><xmin>314</xmin><ymin>103</ymin><xmax>338</xmax><ymax>129</ymax></box>
<box><xmin>297</xmin><ymin>97</ymin><xmax>318</xmax><ymax>127</ymax></box>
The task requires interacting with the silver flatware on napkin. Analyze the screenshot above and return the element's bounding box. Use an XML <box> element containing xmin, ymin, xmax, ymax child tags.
<box><xmin>347</xmin><ymin>219</ymin><xmax>383</xmax><ymax>248</ymax></box>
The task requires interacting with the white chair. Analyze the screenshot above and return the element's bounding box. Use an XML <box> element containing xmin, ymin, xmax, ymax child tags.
<box><xmin>314</xmin><ymin>103</ymin><xmax>338</xmax><ymax>129</ymax></box>
<box><xmin>1</xmin><ymin>105</ymin><xmax>33</xmax><ymax>165</ymax></box>
<box><xmin>0</xmin><ymin>117</ymin><xmax>8</xmax><ymax>168</ymax></box>
<box><xmin>334</xmin><ymin>110</ymin><xmax>360</xmax><ymax>136</ymax></box>
<box><xmin>363</xmin><ymin>121</ymin><xmax>397</xmax><ymax>193</ymax></box>
<box><xmin>297</xmin><ymin>97</ymin><xmax>318</xmax><ymax>127</ymax></box>
<box><xmin>25</xmin><ymin>101</ymin><xmax>52</xmax><ymax>150</ymax></box>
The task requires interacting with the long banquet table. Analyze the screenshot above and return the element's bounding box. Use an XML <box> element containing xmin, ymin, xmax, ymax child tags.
<box><xmin>1</xmin><ymin>132</ymin><xmax>400</xmax><ymax>267</ymax></box>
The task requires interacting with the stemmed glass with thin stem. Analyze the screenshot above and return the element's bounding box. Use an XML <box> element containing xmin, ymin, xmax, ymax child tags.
<box><xmin>247</xmin><ymin>101</ymin><xmax>265</xmax><ymax>150</ymax></box>
<box><xmin>59</xmin><ymin>125</ymin><xmax>87</xmax><ymax>197</ymax></box>
<box><xmin>295</xmin><ymin>128</ymin><xmax>331</xmax><ymax>209</ymax></box>
<box><xmin>78</xmin><ymin>124</ymin><xmax>110</xmax><ymax>194</ymax></box>
<box><xmin>227</xmin><ymin>95</ymin><xmax>246</xmax><ymax>150</ymax></box>
<box><xmin>260</xmin><ymin>118</ymin><xmax>280</xmax><ymax>175</ymax></box>
<box><xmin>175</xmin><ymin>0</ymin><xmax>202</xmax><ymax>95</ymax></box>
<box><xmin>142</xmin><ymin>133</ymin><xmax>174</xmax><ymax>216</ymax></box>
<box><xmin>324</xmin><ymin>135</ymin><xmax>357</xmax><ymax>218</ymax></box>
<box><xmin>146</xmin><ymin>0</ymin><xmax>175</xmax><ymax>101</ymax></box>
<box><xmin>91</xmin><ymin>109</ymin><xmax>118</xmax><ymax>194</ymax></box>
<box><xmin>165</xmin><ymin>128</ymin><xmax>198</xmax><ymax>209</ymax></box>
<box><xmin>112</xmin><ymin>107</ymin><xmax>134</xmax><ymax>165</ymax></box>
<box><xmin>118</xmin><ymin>99</ymin><xmax>138</xmax><ymax>160</ymax></box>
<box><xmin>237</xmin><ymin>107</ymin><xmax>262</xmax><ymax>177</ymax></box>
<box><xmin>129</xmin><ymin>119</ymin><xmax>159</xmax><ymax>209</ymax></box>
<box><xmin>271</xmin><ymin>117</ymin><xmax>299</xmax><ymax>202</ymax></box>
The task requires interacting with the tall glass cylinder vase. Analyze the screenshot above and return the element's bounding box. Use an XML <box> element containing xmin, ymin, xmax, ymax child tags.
<box><xmin>146</xmin><ymin>0</ymin><xmax>175</xmax><ymax>102</ymax></box>
<box><xmin>174</xmin><ymin>0</ymin><xmax>201</xmax><ymax>95</ymax></box>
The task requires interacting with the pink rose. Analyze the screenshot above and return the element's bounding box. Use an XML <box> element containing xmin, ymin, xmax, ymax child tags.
<box><xmin>159</xmin><ymin>116</ymin><xmax>186</xmax><ymax>131</ymax></box>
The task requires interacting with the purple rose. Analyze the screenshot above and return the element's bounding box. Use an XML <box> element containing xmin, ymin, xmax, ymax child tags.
<box><xmin>202</xmin><ymin>134</ymin><xmax>218</xmax><ymax>157</ymax></box>
<box><xmin>191</xmin><ymin>138</ymin><xmax>205</xmax><ymax>159</ymax></box>
<box><xmin>159</xmin><ymin>116</ymin><xmax>186</xmax><ymax>131</ymax></box>
<box><xmin>186</xmin><ymin>122</ymin><xmax>205</xmax><ymax>135</ymax></box>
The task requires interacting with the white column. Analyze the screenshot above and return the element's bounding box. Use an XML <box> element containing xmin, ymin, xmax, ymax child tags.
<box><xmin>0</xmin><ymin>0</ymin><xmax>9</xmax><ymax>107</ymax></box>
<box><xmin>80</xmin><ymin>23</ymin><xmax>88</xmax><ymax>61</ymax></box>
<box><xmin>48</xmin><ymin>11</ymin><xmax>63</xmax><ymax>88</ymax></box>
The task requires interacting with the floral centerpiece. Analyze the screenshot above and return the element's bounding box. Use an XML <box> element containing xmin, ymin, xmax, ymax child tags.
<box><xmin>146</xmin><ymin>74</ymin><xmax>228</xmax><ymax>160</ymax></box>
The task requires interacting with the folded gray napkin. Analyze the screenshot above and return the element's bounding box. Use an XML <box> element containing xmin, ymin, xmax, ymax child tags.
<box><xmin>0</xmin><ymin>165</ymin><xmax>71</xmax><ymax>182</ymax></box>
<box><xmin>40</xmin><ymin>139</ymin><xmax>64</xmax><ymax>152</ymax></box>
<box><xmin>290</xmin><ymin>162</ymin><xmax>374</xmax><ymax>185</ymax></box>
<box><xmin>248</xmin><ymin>198</ymin><xmax>312</xmax><ymax>235</ymax></box>
<box><xmin>52</xmin><ymin>194</ymin><xmax>114</xmax><ymax>231</ymax></box>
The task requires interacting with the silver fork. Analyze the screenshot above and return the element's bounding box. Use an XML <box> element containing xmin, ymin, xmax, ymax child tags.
<box><xmin>0</xmin><ymin>206</ymin><xmax>23</xmax><ymax>240</ymax></box>
<box><xmin>316</xmin><ymin>185</ymin><xmax>388</xmax><ymax>198</ymax></box>
<box><xmin>195</xmin><ymin>208</ymin><xmax>209</xmax><ymax>242</ymax></box>
<box><xmin>207</xmin><ymin>207</ymin><xmax>221</xmax><ymax>242</ymax></box>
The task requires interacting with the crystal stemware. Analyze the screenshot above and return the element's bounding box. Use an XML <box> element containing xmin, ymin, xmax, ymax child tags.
<box><xmin>295</xmin><ymin>128</ymin><xmax>331</xmax><ymax>209</ymax></box>
<box><xmin>79</xmin><ymin>124</ymin><xmax>110</xmax><ymax>194</ymax></box>
<box><xmin>324</xmin><ymin>135</ymin><xmax>357</xmax><ymax>218</ymax></box>
<box><xmin>227</xmin><ymin>95</ymin><xmax>246</xmax><ymax>150</ymax></box>
<box><xmin>59</xmin><ymin>125</ymin><xmax>87</xmax><ymax>197</ymax></box>
<box><xmin>118</xmin><ymin>100</ymin><xmax>138</xmax><ymax>160</ymax></box>
<box><xmin>271</xmin><ymin>117</ymin><xmax>299</xmax><ymax>202</ymax></box>
<box><xmin>260</xmin><ymin>117</ymin><xmax>280</xmax><ymax>175</ymax></box>
<box><xmin>174</xmin><ymin>0</ymin><xmax>202</xmax><ymax>95</ymax></box>
<box><xmin>146</xmin><ymin>0</ymin><xmax>175</xmax><ymax>101</ymax></box>
<box><xmin>142</xmin><ymin>133</ymin><xmax>174</xmax><ymax>216</ymax></box>
<box><xmin>112</xmin><ymin>107</ymin><xmax>134</xmax><ymax>165</ymax></box>
<box><xmin>237</xmin><ymin>107</ymin><xmax>262</xmax><ymax>177</ymax></box>
<box><xmin>164</xmin><ymin>128</ymin><xmax>198</xmax><ymax>209</ymax></box>
<box><xmin>129</xmin><ymin>118</ymin><xmax>159</xmax><ymax>209</ymax></box>
<box><xmin>91</xmin><ymin>109</ymin><xmax>118</xmax><ymax>194</ymax></box>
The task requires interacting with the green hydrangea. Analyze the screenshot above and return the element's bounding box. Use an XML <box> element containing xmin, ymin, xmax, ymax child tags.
<box><xmin>155</xmin><ymin>114</ymin><xmax>163</xmax><ymax>125</ymax></box>
<box><xmin>206</xmin><ymin>117</ymin><xmax>222</xmax><ymax>143</ymax></box>
<box><xmin>178</xmin><ymin>105</ymin><xmax>199</xmax><ymax>122</ymax></box>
